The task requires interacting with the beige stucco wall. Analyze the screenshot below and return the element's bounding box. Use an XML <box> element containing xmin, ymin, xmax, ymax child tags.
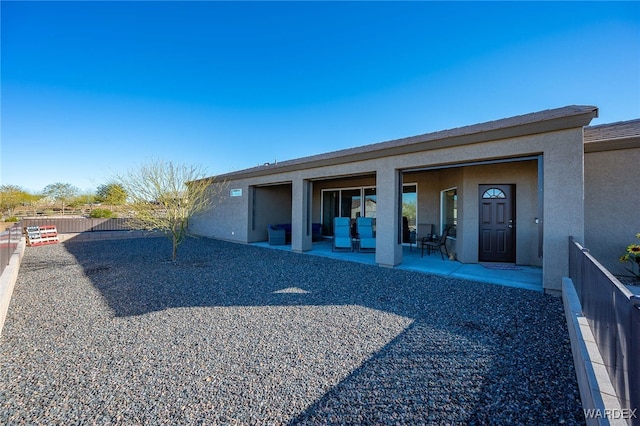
<box><xmin>544</xmin><ymin>129</ymin><xmax>586</xmax><ymax>292</ymax></box>
<box><xmin>190</xmin><ymin>183</ymin><xmax>250</xmax><ymax>243</ymax></box>
<box><xmin>584</xmin><ymin>147</ymin><xmax>640</xmax><ymax>276</ymax></box>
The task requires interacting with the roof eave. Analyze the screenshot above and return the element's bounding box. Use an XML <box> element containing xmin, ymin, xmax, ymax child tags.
<box><xmin>213</xmin><ymin>105</ymin><xmax>599</xmax><ymax>181</ymax></box>
<box><xmin>585</xmin><ymin>136</ymin><xmax>640</xmax><ymax>153</ymax></box>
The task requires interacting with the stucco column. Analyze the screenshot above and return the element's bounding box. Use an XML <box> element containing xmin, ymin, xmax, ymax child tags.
<box><xmin>291</xmin><ymin>178</ymin><xmax>313</xmax><ymax>253</ymax></box>
<box><xmin>542</xmin><ymin>129</ymin><xmax>585</xmax><ymax>292</ymax></box>
<box><xmin>375</xmin><ymin>167</ymin><xmax>403</xmax><ymax>267</ymax></box>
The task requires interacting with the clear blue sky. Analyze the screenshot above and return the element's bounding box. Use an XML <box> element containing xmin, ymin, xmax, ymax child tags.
<box><xmin>2</xmin><ymin>1</ymin><xmax>639</xmax><ymax>194</ymax></box>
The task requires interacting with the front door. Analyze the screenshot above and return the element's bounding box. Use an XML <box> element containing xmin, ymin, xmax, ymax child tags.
<box><xmin>479</xmin><ymin>184</ymin><xmax>516</xmax><ymax>262</ymax></box>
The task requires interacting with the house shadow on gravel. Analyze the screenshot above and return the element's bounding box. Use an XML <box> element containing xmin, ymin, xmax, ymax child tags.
<box><xmin>62</xmin><ymin>237</ymin><xmax>585</xmax><ymax>425</ymax></box>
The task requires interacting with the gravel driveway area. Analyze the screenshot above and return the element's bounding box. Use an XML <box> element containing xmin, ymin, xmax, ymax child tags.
<box><xmin>1</xmin><ymin>237</ymin><xmax>584</xmax><ymax>425</ymax></box>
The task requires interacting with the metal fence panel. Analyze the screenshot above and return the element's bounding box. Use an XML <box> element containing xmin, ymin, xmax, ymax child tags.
<box><xmin>0</xmin><ymin>224</ymin><xmax>21</xmax><ymax>277</ymax></box>
<box><xmin>569</xmin><ymin>237</ymin><xmax>640</xmax><ymax>422</ymax></box>
<box><xmin>20</xmin><ymin>218</ymin><xmax>132</xmax><ymax>234</ymax></box>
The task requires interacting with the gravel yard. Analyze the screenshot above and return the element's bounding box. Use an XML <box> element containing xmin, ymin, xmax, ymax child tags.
<box><xmin>1</xmin><ymin>237</ymin><xmax>584</xmax><ymax>425</ymax></box>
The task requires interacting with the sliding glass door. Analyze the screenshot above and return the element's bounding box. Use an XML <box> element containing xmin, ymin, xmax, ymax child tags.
<box><xmin>322</xmin><ymin>185</ymin><xmax>416</xmax><ymax>238</ymax></box>
<box><xmin>341</xmin><ymin>189</ymin><xmax>361</xmax><ymax>219</ymax></box>
<box><xmin>322</xmin><ymin>190</ymin><xmax>339</xmax><ymax>236</ymax></box>
<box><xmin>321</xmin><ymin>186</ymin><xmax>376</xmax><ymax>236</ymax></box>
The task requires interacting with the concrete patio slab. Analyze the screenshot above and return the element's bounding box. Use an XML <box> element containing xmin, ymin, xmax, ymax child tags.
<box><xmin>252</xmin><ymin>239</ymin><xmax>543</xmax><ymax>293</ymax></box>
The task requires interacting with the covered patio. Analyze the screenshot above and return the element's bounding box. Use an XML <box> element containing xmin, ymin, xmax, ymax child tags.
<box><xmin>191</xmin><ymin>105</ymin><xmax>601</xmax><ymax>293</ymax></box>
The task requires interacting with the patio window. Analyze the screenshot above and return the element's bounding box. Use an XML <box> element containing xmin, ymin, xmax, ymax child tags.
<box><xmin>402</xmin><ymin>184</ymin><xmax>417</xmax><ymax>243</ymax></box>
<box><xmin>441</xmin><ymin>187</ymin><xmax>457</xmax><ymax>237</ymax></box>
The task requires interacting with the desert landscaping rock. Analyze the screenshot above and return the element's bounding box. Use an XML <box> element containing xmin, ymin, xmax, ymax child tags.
<box><xmin>1</xmin><ymin>237</ymin><xmax>584</xmax><ymax>425</ymax></box>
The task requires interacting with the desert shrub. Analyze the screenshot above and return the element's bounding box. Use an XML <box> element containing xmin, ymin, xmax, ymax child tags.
<box><xmin>4</xmin><ymin>216</ymin><xmax>18</xmax><ymax>222</ymax></box>
<box><xmin>89</xmin><ymin>208</ymin><xmax>116</xmax><ymax>218</ymax></box>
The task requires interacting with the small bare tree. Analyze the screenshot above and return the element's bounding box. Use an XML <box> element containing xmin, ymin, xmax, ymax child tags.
<box><xmin>118</xmin><ymin>160</ymin><xmax>224</xmax><ymax>261</ymax></box>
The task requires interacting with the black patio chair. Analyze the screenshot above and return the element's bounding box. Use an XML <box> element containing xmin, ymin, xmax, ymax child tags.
<box><xmin>422</xmin><ymin>226</ymin><xmax>451</xmax><ymax>260</ymax></box>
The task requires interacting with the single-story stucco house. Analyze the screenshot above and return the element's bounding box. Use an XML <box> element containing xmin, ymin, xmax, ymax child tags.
<box><xmin>189</xmin><ymin>105</ymin><xmax>640</xmax><ymax>293</ymax></box>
